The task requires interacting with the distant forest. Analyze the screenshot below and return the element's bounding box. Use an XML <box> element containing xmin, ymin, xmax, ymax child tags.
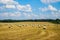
<box><xmin>0</xmin><ymin>19</ymin><xmax>60</xmax><ymax>24</ymax></box>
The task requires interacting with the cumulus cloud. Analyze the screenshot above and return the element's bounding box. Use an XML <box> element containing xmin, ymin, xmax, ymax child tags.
<box><xmin>17</xmin><ymin>4</ymin><xmax>32</xmax><ymax>12</ymax></box>
<box><xmin>1</xmin><ymin>13</ymin><xmax>8</xmax><ymax>17</ymax></box>
<box><xmin>41</xmin><ymin>0</ymin><xmax>60</xmax><ymax>4</ymax></box>
<box><xmin>0</xmin><ymin>0</ymin><xmax>32</xmax><ymax>19</ymax></box>
<box><xmin>23</xmin><ymin>13</ymin><xmax>39</xmax><ymax>19</ymax></box>
<box><xmin>10</xmin><ymin>12</ymin><xmax>21</xmax><ymax>17</ymax></box>
<box><xmin>23</xmin><ymin>13</ymin><xmax>32</xmax><ymax>18</ymax></box>
<box><xmin>0</xmin><ymin>0</ymin><xmax>18</xmax><ymax>4</ymax></box>
<box><xmin>39</xmin><ymin>7</ymin><xmax>48</xmax><ymax>12</ymax></box>
<box><xmin>39</xmin><ymin>14</ymin><xmax>47</xmax><ymax>19</ymax></box>
<box><xmin>48</xmin><ymin>5</ymin><xmax>57</xmax><ymax>11</ymax></box>
<box><xmin>39</xmin><ymin>5</ymin><xmax>60</xmax><ymax>19</ymax></box>
<box><xmin>51</xmin><ymin>11</ymin><xmax>60</xmax><ymax>19</ymax></box>
<box><xmin>5</xmin><ymin>4</ymin><xmax>15</xmax><ymax>8</ymax></box>
<box><xmin>0</xmin><ymin>12</ymin><xmax>21</xmax><ymax>17</ymax></box>
<box><xmin>31</xmin><ymin>14</ymin><xmax>38</xmax><ymax>17</ymax></box>
<box><xmin>39</xmin><ymin>5</ymin><xmax>57</xmax><ymax>12</ymax></box>
<box><xmin>0</xmin><ymin>0</ymin><xmax>32</xmax><ymax>12</ymax></box>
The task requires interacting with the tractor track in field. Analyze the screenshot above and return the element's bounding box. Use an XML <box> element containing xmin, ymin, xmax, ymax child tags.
<box><xmin>39</xmin><ymin>31</ymin><xmax>57</xmax><ymax>40</ymax></box>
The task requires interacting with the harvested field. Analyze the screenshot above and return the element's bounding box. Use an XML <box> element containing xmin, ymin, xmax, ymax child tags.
<box><xmin>0</xmin><ymin>22</ymin><xmax>60</xmax><ymax>40</ymax></box>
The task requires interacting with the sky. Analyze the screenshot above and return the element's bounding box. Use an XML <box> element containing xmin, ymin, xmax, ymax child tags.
<box><xmin>0</xmin><ymin>0</ymin><xmax>60</xmax><ymax>20</ymax></box>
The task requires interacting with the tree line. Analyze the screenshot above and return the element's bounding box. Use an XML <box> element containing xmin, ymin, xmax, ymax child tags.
<box><xmin>0</xmin><ymin>19</ymin><xmax>60</xmax><ymax>24</ymax></box>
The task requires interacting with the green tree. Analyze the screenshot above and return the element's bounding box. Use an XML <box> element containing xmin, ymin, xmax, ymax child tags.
<box><xmin>56</xmin><ymin>19</ymin><xmax>60</xmax><ymax>24</ymax></box>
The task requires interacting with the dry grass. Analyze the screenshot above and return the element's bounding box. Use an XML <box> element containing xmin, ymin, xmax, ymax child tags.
<box><xmin>0</xmin><ymin>22</ymin><xmax>60</xmax><ymax>40</ymax></box>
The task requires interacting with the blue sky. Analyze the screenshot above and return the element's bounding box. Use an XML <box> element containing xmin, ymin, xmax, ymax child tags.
<box><xmin>0</xmin><ymin>0</ymin><xmax>60</xmax><ymax>20</ymax></box>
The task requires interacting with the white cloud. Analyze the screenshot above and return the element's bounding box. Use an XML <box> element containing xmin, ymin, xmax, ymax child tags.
<box><xmin>39</xmin><ymin>7</ymin><xmax>48</xmax><ymax>12</ymax></box>
<box><xmin>0</xmin><ymin>0</ymin><xmax>32</xmax><ymax>12</ymax></box>
<box><xmin>31</xmin><ymin>14</ymin><xmax>38</xmax><ymax>17</ymax></box>
<box><xmin>51</xmin><ymin>11</ymin><xmax>60</xmax><ymax>18</ymax></box>
<box><xmin>1</xmin><ymin>13</ymin><xmax>8</xmax><ymax>17</ymax></box>
<box><xmin>23</xmin><ymin>13</ymin><xmax>27</xmax><ymax>16</ymax></box>
<box><xmin>39</xmin><ymin>5</ymin><xmax>57</xmax><ymax>12</ymax></box>
<box><xmin>39</xmin><ymin>5</ymin><xmax>60</xmax><ymax>19</ymax></box>
<box><xmin>5</xmin><ymin>4</ymin><xmax>15</xmax><ymax>8</ymax></box>
<box><xmin>0</xmin><ymin>12</ymin><xmax>21</xmax><ymax>17</ymax></box>
<box><xmin>10</xmin><ymin>12</ymin><xmax>21</xmax><ymax>17</ymax></box>
<box><xmin>59</xmin><ymin>10</ymin><xmax>60</xmax><ymax>12</ymax></box>
<box><xmin>0</xmin><ymin>0</ymin><xmax>13</xmax><ymax>2</ymax></box>
<box><xmin>17</xmin><ymin>4</ymin><xmax>32</xmax><ymax>12</ymax></box>
<box><xmin>48</xmin><ymin>5</ymin><xmax>57</xmax><ymax>11</ymax></box>
<box><xmin>23</xmin><ymin>13</ymin><xmax>32</xmax><ymax>18</ymax></box>
<box><xmin>0</xmin><ymin>0</ymin><xmax>32</xmax><ymax>19</ymax></box>
<box><xmin>23</xmin><ymin>13</ymin><xmax>39</xmax><ymax>19</ymax></box>
<box><xmin>41</xmin><ymin>0</ymin><xmax>60</xmax><ymax>4</ymax></box>
<box><xmin>10</xmin><ymin>13</ymin><xmax>16</xmax><ymax>16</ymax></box>
<box><xmin>0</xmin><ymin>0</ymin><xmax>18</xmax><ymax>4</ymax></box>
<box><xmin>39</xmin><ymin>13</ymin><xmax>50</xmax><ymax>19</ymax></box>
<box><xmin>0</xmin><ymin>0</ymin><xmax>12</xmax><ymax>3</ymax></box>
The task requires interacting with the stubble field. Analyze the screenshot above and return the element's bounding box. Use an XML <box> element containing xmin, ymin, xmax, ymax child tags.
<box><xmin>0</xmin><ymin>22</ymin><xmax>60</xmax><ymax>40</ymax></box>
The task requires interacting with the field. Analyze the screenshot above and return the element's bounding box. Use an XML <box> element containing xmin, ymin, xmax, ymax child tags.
<box><xmin>0</xmin><ymin>22</ymin><xmax>60</xmax><ymax>40</ymax></box>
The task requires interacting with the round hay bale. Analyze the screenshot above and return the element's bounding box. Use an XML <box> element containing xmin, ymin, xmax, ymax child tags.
<box><xmin>43</xmin><ymin>26</ymin><xmax>47</xmax><ymax>29</ymax></box>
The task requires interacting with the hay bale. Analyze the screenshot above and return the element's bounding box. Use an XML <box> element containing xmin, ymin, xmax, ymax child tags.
<box><xmin>43</xmin><ymin>25</ymin><xmax>47</xmax><ymax>29</ymax></box>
